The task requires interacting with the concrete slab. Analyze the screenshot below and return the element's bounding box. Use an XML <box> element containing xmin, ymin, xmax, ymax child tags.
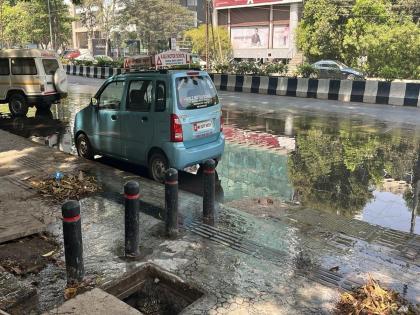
<box><xmin>0</xmin><ymin>271</ymin><xmax>37</xmax><ymax>314</ymax></box>
<box><xmin>42</xmin><ymin>288</ymin><xmax>141</xmax><ymax>315</ymax></box>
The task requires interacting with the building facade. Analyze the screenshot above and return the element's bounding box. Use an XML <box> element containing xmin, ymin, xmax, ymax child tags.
<box><xmin>213</xmin><ymin>0</ymin><xmax>303</xmax><ymax>60</ymax></box>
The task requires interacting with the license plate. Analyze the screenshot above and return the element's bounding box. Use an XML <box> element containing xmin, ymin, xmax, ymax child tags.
<box><xmin>193</xmin><ymin>120</ymin><xmax>213</xmax><ymax>132</ymax></box>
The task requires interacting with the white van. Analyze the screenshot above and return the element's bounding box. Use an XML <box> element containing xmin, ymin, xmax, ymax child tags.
<box><xmin>0</xmin><ymin>49</ymin><xmax>68</xmax><ymax>116</ymax></box>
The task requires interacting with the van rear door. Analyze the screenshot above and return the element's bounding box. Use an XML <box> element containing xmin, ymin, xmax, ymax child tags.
<box><xmin>40</xmin><ymin>58</ymin><xmax>60</xmax><ymax>95</ymax></box>
<box><xmin>175</xmin><ymin>73</ymin><xmax>222</xmax><ymax>149</ymax></box>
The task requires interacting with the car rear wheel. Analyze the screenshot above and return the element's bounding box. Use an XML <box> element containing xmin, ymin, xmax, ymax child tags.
<box><xmin>148</xmin><ymin>152</ymin><xmax>168</xmax><ymax>183</ymax></box>
<box><xmin>76</xmin><ymin>133</ymin><xmax>94</xmax><ymax>160</ymax></box>
<box><xmin>8</xmin><ymin>94</ymin><xmax>29</xmax><ymax>117</ymax></box>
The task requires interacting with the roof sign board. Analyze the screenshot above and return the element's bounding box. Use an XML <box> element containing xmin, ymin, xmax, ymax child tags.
<box><xmin>154</xmin><ymin>50</ymin><xmax>190</xmax><ymax>68</ymax></box>
<box><xmin>214</xmin><ymin>0</ymin><xmax>300</xmax><ymax>8</ymax></box>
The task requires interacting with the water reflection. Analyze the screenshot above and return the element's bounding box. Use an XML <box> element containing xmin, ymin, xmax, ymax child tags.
<box><xmin>0</xmin><ymin>83</ymin><xmax>419</xmax><ymax>234</ymax></box>
<box><xmin>221</xmin><ymin>109</ymin><xmax>420</xmax><ymax>234</ymax></box>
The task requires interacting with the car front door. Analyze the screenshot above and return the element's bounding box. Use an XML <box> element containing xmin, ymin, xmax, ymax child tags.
<box><xmin>120</xmin><ymin>79</ymin><xmax>155</xmax><ymax>164</ymax></box>
<box><xmin>94</xmin><ymin>80</ymin><xmax>125</xmax><ymax>157</ymax></box>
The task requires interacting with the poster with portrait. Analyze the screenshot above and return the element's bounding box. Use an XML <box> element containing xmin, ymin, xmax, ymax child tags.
<box><xmin>231</xmin><ymin>27</ymin><xmax>269</xmax><ymax>49</ymax></box>
<box><xmin>273</xmin><ymin>25</ymin><xmax>290</xmax><ymax>49</ymax></box>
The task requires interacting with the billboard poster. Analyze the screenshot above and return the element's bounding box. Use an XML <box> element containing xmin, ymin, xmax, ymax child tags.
<box><xmin>273</xmin><ymin>25</ymin><xmax>290</xmax><ymax>48</ymax></box>
<box><xmin>91</xmin><ymin>38</ymin><xmax>107</xmax><ymax>56</ymax></box>
<box><xmin>231</xmin><ymin>27</ymin><xmax>269</xmax><ymax>49</ymax></box>
<box><xmin>214</xmin><ymin>0</ymin><xmax>284</xmax><ymax>8</ymax></box>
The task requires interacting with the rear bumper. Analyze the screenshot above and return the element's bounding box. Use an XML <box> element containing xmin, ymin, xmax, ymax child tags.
<box><xmin>166</xmin><ymin>134</ymin><xmax>225</xmax><ymax>170</ymax></box>
<box><xmin>27</xmin><ymin>93</ymin><xmax>62</xmax><ymax>105</ymax></box>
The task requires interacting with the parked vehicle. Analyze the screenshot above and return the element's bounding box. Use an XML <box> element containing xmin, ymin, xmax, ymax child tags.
<box><xmin>74</xmin><ymin>69</ymin><xmax>225</xmax><ymax>182</ymax></box>
<box><xmin>312</xmin><ymin>60</ymin><xmax>365</xmax><ymax>80</ymax></box>
<box><xmin>63</xmin><ymin>49</ymin><xmax>80</xmax><ymax>60</ymax></box>
<box><xmin>0</xmin><ymin>49</ymin><xmax>68</xmax><ymax>116</ymax></box>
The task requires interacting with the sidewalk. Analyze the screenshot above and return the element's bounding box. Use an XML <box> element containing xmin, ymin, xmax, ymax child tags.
<box><xmin>0</xmin><ymin>129</ymin><xmax>419</xmax><ymax>314</ymax></box>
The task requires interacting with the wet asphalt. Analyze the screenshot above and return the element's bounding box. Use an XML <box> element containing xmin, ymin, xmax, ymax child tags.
<box><xmin>0</xmin><ymin>75</ymin><xmax>419</xmax><ymax>235</ymax></box>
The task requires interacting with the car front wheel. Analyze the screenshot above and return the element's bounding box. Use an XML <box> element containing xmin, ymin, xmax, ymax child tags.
<box><xmin>148</xmin><ymin>152</ymin><xmax>169</xmax><ymax>183</ymax></box>
<box><xmin>76</xmin><ymin>133</ymin><xmax>94</xmax><ymax>160</ymax></box>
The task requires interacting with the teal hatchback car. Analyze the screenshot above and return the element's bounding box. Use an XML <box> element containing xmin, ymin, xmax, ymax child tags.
<box><xmin>74</xmin><ymin>70</ymin><xmax>225</xmax><ymax>182</ymax></box>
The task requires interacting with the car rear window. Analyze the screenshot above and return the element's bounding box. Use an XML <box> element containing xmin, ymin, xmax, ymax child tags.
<box><xmin>11</xmin><ymin>58</ymin><xmax>37</xmax><ymax>75</ymax></box>
<box><xmin>176</xmin><ymin>75</ymin><xmax>218</xmax><ymax>110</ymax></box>
<box><xmin>42</xmin><ymin>59</ymin><xmax>59</xmax><ymax>75</ymax></box>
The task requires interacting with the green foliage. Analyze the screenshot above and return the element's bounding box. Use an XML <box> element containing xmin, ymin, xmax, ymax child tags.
<box><xmin>232</xmin><ymin>61</ymin><xmax>260</xmax><ymax>75</ymax></box>
<box><xmin>0</xmin><ymin>0</ymin><xmax>72</xmax><ymax>49</ymax></box>
<box><xmin>297</xmin><ymin>0</ymin><xmax>420</xmax><ymax>80</ymax></box>
<box><xmin>119</xmin><ymin>0</ymin><xmax>195</xmax><ymax>53</ymax></box>
<box><xmin>259</xmin><ymin>62</ymin><xmax>288</xmax><ymax>76</ymax></box>
<box><xmin>296</xmin><ymin>0</ymin><xmax>349</xmax><ymax>62</ymax></box>
<box><xmin>184</xmin><ymin>25</ymin><xmax>232</xmax><ymax>63</ymax></box>
<box><xmin>213</xmin><ymin>61</ymin><xmax>230</xmax><ymax>74</ymax></box>
<box><xmin>295</xmin><ymin>63</ymin><xmax>319</xmax><ymax>78</ymax></box>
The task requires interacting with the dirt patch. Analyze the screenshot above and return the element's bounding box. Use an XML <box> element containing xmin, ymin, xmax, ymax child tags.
<box><xmin>0</xmin><ymin>234</ymin><xmax>59</xmax><ymax>275</ymax></box>
<box><xmin>28</xmin><ymin>171</ymin><xmax>101</xmax><ymax>202</ymax></box>
<box><xmin>224</xmin><ymin>197</ymin><xmax>298</xmax><ymax>219</ymax></box>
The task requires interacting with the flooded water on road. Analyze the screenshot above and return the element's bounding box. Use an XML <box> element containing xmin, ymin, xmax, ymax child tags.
<box><xmin>1</xmin><ymin>83</ymin><xmax>419</xmax><ymax>235</ymax></box>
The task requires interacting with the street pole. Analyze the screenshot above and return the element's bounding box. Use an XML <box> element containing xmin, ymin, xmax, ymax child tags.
<box><xmin>0</xmin><ymin>0</ymin><xmax>4</xmax><ymax>49</ymax></box>
<box><xmin>205</xmin><ymin>0</ymin><xmax>209</xmax><ymax>71</ymax></box>
<box><xmin>47</xmin><ymin>0</ymin><xmax>54</xmax><ymax>50</ymax></box>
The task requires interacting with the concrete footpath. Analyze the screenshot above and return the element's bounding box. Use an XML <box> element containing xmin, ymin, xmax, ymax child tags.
<box><xmin>0</xmin><ymin>129</ymin><xmax>419</xmax><ymax>314</ymax></box>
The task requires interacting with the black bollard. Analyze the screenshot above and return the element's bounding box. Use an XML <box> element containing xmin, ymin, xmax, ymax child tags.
<box><xmin>124</xmin><ymin>181</ymin><xmax>140</xmax><ymax>258</ymax></box>
<box><xmin>165</xmin><ymin>168</ymin><xmax>179</xmax><ymax>237</ymax></box>
<box><xmin>62</xmin><ymin>200</ymin><xmax>84</xmax><ymax>284</ymax></box>
<box><xmin>203</xmin><ymin>159</ymin><xmax>216</xmax><ymax>221</ymax></box>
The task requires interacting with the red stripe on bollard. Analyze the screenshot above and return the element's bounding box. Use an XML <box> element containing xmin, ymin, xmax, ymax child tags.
<box><xmin>62</xmin><ymin>215</ymin><xmax>81</xmax><ymax>223</ymax></box>
<box><xmin>165</xmin><ymin>180</ymin><xmax>178</xmax><ymax>185</ymax></box>
<box><xmin>204</xmin><ymin>169</ymin><xmax>215</xmax><ymax>174</ymax></box>
<box><xmin>124</xmin><ymin>193</ymin><xmax>140</xmax><ymax>200</ymax></box>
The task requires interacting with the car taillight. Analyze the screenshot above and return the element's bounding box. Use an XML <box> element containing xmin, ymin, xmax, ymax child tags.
<box><xmin>170</xmin><ymin>114</ymin><xmax>183</xmax><ymax>142</ymax></box>
<box><xmin>220</xmin><ymin>113</ymin><xmax>223</xmax><ymax>132</ymax></box>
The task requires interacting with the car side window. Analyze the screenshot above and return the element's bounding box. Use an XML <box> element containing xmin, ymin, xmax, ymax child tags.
<box><xmin>127</xmin><ymin>80</ymin><xmax>153</xmax><ymax>112</ymax></box>
<box><xmin>0</xmin><ymin>59</ymin><xmax>9</xmax><ymax>75</ymax></box>
<box><xmin>98</xmin><ymin>81</ymin><xmax>124</xmax><ymax>110</ymax></box>
<box><xmin>330</xmin><ymin>63</ymin><xmax>340</xmax><ymax>69</ymax></box>
<box><xmin>155</xmin><ymin>81</ymin><xmax>166</xmax><ymax>112</ymax></box>
<box><xmin>11</xmin><ymin>58</ymin><xmax>37</xmax><ymax>75</ymax></box>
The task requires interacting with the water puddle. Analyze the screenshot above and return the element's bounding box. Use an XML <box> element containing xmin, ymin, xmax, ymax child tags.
<box><xmin>1</xmin><ymin>84</ymin><xmax>419</xmax><ymax>235</ymax></box>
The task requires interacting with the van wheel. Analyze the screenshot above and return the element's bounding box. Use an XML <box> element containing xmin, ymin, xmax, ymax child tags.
<box><xmin>8</xmin><ymin>94</ymin><xmax>29</xmax><ymax>117</ymax></box>
<box><xmin>76</xmin><ymin>133</ymin><xmax>94</xmax><ymax>160</ymax></box>
<box><xmin>148</xmin><ymin>152</ymin><xmax>168</xmax><ymax>183</ymax></box>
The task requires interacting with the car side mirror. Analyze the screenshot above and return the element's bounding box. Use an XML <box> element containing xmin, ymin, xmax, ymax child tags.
<box><xmin>91</xmin><ymin>97</ymin><xmax>98</xmax><ymax>107</ymax></box>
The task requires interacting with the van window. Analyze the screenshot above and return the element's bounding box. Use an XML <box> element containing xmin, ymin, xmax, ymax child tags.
<box><xmin>98</xmin><ymin>81</ymin><xmax>124</xmax><ymax>110</ymax></box>
<box><xmin>176</xmin><ymin>76</ymin><xmax>218</xmax><ymax>110</ymax></box>
<box><xmin>0</xmin><ymin>59</ymin><xmax>9</xmax><ymax>75</ymax></box>
<box><xmin>11</xmin><ymin>58</ymin><xmax>37</xmax><ymax>75</ymax></box>
<box><xmin>42</xmin><ymin>59</ymin><xmax>59</xmax><ymax>75</ymax></box>
<box><xmin>127</xmin><ymin>80</ymin><xmax>153</xmax><ymax>112</ymax></box>
<box><xmin>155</xmin><ymin>81</ymin><xmax>166</xmax><ymax>112</ymax></box>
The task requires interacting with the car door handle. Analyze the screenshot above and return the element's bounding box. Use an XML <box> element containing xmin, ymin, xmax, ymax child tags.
<box><xmin>111</xmin><ymin>115</ymin><xmax>118</xmax><ymax>121</ymax></box>
<box><xmin>141</xmin><ymin>116</ymin><xmax>148</xmax><ymax>122</ymax></box>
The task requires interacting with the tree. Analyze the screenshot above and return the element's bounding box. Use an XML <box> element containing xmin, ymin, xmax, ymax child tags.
<box><xmin>296</xmin><ymin>0</ymin><xmax>349</xmax><ymax>62</ymax></box>
<box><xmin>78</xmin><ymin>0</ymin><xmax>100</xmax><ymax>52</ymax></box>
<box><xmin>343</xmin><ymin>0</ymin><xmax>394</xmax><ymax>67</ymax></box>
<box><xmin>119</xmin><ymin>0</ymin><xmax>194</xmax><ymax>53</ymax></box>
<box><xmin>184</xmin><ymin>25</ymin><xmax>232</xmax><ymax>62</ymax></box>
<box><xmin>0</xmin><ymin>0</ymin><xmax>72</xmax><ymax>49</ymax></box>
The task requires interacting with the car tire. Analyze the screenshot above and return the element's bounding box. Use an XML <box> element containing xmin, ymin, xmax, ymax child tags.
<box><xmin>148</xmin><ymin>152</ymin><xmax>169</xmax><ymax>183</ymax></box>
<box><xmin>76</xmin><ymin>133</ymin><xmax>94</xmax><ymax>160</ymax></box>
<box><xmin>8</xmin><ymin>94</ymin><xmax>29</xmax><ymax>117</ymax></box>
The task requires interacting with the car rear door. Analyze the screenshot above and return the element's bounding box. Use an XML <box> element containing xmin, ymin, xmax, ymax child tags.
<box><xmin>120</xmin><ymin>78</ymin><xmax>155</xmax><ymax>164</ymax></box>
<box><xmin>39</xmin><ymin>58</ymin><xmax>60</xmax><ymax>95</ymax></box>
<box><xmin>175</xmin><ymin>73</ymin><xmax>222</xmax><ymax>149</ymax></box>
<box><xmin>0</xmin><ymin>58</ymin><xmax>10</xmax><ymax>100</ymax></box>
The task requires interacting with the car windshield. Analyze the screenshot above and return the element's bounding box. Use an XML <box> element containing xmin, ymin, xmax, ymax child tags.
<box><xmin>335</xmin><ymin>61</ymin><xmax>349</xmax><ymax>68</ymax></box>
<box><xmin>176</xmin><ymin>75</ymin><xmax>218</xmax><ymax>110</ymax></box>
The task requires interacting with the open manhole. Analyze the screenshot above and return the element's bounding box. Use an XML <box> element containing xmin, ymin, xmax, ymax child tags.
<box><xmin>103</xmin><ymin>264</ymin><xmax>204</xmax><ymax>315</ymax></box>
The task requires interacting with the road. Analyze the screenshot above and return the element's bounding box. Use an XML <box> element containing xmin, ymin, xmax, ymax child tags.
<box><xmin>1</xmin><ymin>75</ymin><xmax>420</xmax><ymax>234</ymax></box>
